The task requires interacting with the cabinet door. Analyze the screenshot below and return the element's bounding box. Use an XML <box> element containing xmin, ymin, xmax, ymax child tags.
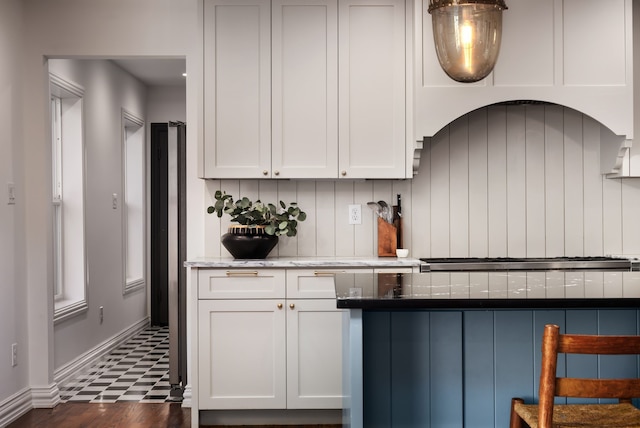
<box><xmin>286</xmin><ymin>299</ymin><xmax>345</xmax><ymax>409</ymax></box>
<box><xmin>338</xmin><ymin>0</ymin><xmax>406</xmax><ymax>179</ymax></box>
<box><xmin>272</xmin><ymin>0</ymin><xmax>338</xmax><ymax>178</ymax></box>
<box><xmin>203</xmin><ymin>0</ymin><xmax>271</xmax><ymax>178</ymax></box>
<box><xmin>198</xmin><ymin>299</ymin><xmax>287</xmax><ymax>409</ymax></box>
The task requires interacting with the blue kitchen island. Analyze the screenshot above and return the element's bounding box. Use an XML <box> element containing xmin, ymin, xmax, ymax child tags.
<box><xmin>335</xmin><ymin>272</ymin><xmax>640</xmax><ymax>428</ymax></box>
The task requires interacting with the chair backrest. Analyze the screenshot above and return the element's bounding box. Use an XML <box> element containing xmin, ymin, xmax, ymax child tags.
<box><xmin>538</xmin><ymin>324</ymin><xmax>640</xmax><ymax>426</ymax></box>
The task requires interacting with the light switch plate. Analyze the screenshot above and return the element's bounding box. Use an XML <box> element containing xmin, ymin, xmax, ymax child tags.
<box><xmin>7</xmin><ymin>182</ymin><xmax>15</xmax><ymax>205</ymax></box>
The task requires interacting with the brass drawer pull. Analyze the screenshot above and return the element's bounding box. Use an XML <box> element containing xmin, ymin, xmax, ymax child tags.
<box><xmin>225</xmin><ymin>271</ymin><xmax>259</xmax><ymax>277</ymax></box>
<box><xmin>314</xmin><ymin>270</ymin><xmax>346</xmax><ymax>276</ymax></box>
<box><xmin>289</xmin><ymin>303</ymin><xmax>295</xmax><ymax>309</ymax></box>
<box><xmin>277</xmin><ymin>303</ymin><xmax>283</xmax><ymax>309</ymax></box>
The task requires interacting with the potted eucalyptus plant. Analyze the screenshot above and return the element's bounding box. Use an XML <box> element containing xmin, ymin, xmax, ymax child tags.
<box><xmin>207</xmin><ymin>190</ymin><xmax>306</xmax><ymax>258</ymax></box>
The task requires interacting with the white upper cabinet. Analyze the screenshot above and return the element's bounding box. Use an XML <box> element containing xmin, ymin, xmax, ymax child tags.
<box><xmin>202</xmin><ymin>0</ymin><xmax>412</xmax><ymax>179</ymax></box>
<box><xmin>338</xmin><ymin>0</ymin><xmax>408</xmax><ymax>179</ymax></box>
<box><xmin>272</xmin><ymin>0</ymin><xmax>339</xmax><ymax>178</ymax></box>
<box><xmin>203</xmin><ymin>0</ymin><xmax>271</xmax><ymax>178</ymax></box>
<box><xmin>203</xmin><ymin>0</ymin><xmax>339</xmax><ymax>179</ymax></box>
<box><xmin>414</xmin><ymin>0</ymin><xmax>633</xmax><ymax>150</ymax></box>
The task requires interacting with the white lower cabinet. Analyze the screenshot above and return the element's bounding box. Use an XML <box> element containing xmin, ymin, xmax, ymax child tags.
<box><xmin>196</xmin><ymin>268</ymin><xmax>349</xmax><ymax>411</ymax></box>
<box><xmin>198</xmin><ymin>299</ymin><xmax>287</xmax><ymax>409</ymax></box>
<box><xmin>286</xmin><ymin>298</ymin><xmax>344</xmax><ymax>409</ymax></box>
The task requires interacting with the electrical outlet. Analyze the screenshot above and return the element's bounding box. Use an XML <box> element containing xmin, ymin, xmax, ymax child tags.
<box><xmin>348</xmin><ymin>204</ymin><xmax>362</xmax><ymax>225</ymax></box>
<box><xmin>99</xmin><ymin>306</ymin><xmax>104</xmax><ymax>323</ymax></box>
<box><xmin>11</xmin><ymin>343</ymin><xmax>17</xmax><ymax>367</ymax></box>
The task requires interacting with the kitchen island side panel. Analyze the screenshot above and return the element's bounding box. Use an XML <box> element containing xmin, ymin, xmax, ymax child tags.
<box><xmin>358</xmin><ymin>309</ymin><xmax>640</xmax><ymax>428</ymax></box>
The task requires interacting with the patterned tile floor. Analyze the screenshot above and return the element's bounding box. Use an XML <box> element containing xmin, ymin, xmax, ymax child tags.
<box><xmin>59</xmin><ymin>326</ymin><xmax>172</xmax><ymax>403</ymax></box>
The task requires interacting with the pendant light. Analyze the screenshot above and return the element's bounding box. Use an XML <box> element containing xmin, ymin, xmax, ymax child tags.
<box><xmin>428</xmin><ymin>0</ymin><xmax>507</xmax><ymax>83</ymax></box>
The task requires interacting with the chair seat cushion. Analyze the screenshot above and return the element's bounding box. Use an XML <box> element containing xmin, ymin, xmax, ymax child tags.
<box><xmin>514</xmin><ymin>402</ymin><xmax>640</xmax><ymax>427</ymax></box>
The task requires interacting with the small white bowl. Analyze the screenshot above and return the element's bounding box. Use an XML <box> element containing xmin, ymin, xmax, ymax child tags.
<box><xmin>396</xmin><ymin>248</ymin><xmax>409</xmax><ymax>258</ymax></box>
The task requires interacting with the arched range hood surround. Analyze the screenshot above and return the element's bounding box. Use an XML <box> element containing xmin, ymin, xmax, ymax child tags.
<box><xmin>413</xmin><ymin>0</ymin><xmax>635</xmax><ymax>177</ymax></box>
<box><xmin>416</xmin><ymin>99</ymin><xmax>633</xmax><ymax>179</ymax></box>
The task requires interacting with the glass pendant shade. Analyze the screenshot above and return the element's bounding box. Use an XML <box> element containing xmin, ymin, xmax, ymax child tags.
<box><xmin>429</xmin><ymin>0</ymin><xmax>507</xmax><ymax>83</ymax></box>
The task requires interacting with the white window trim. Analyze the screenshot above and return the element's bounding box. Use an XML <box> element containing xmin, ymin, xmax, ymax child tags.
<box><xmin>122</xmin><ymin>109</ymin><xmax>146</xmax><ymax>295</ymax></box>
<box><xmin>50</xmin><ymin>72</ymin><xmax>89</xmax><ymax>324</ymax></box>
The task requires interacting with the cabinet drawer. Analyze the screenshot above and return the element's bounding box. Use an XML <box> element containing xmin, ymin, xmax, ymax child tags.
<box><xmin>198</xmin><ymin>269</ymin><xmax>286</xmax><ymax>299</ymax></box>
<box><xmin>286</xmin><ymin>268</ymin><xmax>371</xmax><ymax>299</ymax></box>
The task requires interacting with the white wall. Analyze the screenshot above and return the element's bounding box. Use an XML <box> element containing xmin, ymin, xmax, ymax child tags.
<box><xmin>0</xmin><ymin>0</ymin><xmax>29</xmax><ymax>405</ymax></box>
<box><xmin>147</xmin><ymin>86</ymin><xmax>186</xmax><ymax>124</ymax></box>
<box><xmin>21</xmin><ymin>0</ymin><xmax>202</xmax><ymax>400</ymax></box>
<box><xmin>48</xmin><ymin>59</ymin><xmax>149</xmax><ymax>369</ymax></box>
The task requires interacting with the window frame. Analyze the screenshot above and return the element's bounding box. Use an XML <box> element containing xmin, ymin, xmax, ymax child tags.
<box><xmin>50</xmin><ymin>73</ymin><xmax>88</xmax><ymax>323</ymax></box>
<box><xmin>121</xmin><ymin>109</ymin><xmax>146</xmax><ymax>295</ymax></box>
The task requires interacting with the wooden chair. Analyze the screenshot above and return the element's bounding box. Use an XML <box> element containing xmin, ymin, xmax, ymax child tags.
<box><xmin>510</xmin><ymin>324</ymin><xmax>640</xmax><ymax>428</ymax></box>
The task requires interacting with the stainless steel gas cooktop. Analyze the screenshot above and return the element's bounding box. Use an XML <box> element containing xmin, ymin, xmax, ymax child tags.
<box><xmin>419</xmin><ymin>256</ymin><xmax>640</xmax><ymax>272</ymax></box>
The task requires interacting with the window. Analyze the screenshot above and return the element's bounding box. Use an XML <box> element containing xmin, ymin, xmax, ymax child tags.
<box><xmin>50</xmin><ymin>73</ymin><xmax>88</xmax><ymax>323</ymax></box>
<box><xmin>122</xmin><ymin>110</ymin><xmax>146</xmax><ymax>294</ymax></box>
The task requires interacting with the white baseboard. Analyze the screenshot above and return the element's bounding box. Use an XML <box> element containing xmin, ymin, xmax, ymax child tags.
<box><xmin>31</xmin><ymin>383</ymin><xmax>61</xmax><ymax>408</ymax></box>
<box><xmin>0</xmin><ymin>318</ymin><xmax>151</xmax><ymax>427</ymax></box>
<box><xmin>182</xmin><ymin>384</ymin><xmax>192</xmax><ymax>408</ymax></box>
<box><xmin>54</xmin><ymin>317</ymin><xmax>149</xmax><ymax>386</ymax></box>
<box><xmin>0</xmin><ymin>388</ymin><xmax>33</xmax><ymax>427</ymax></box>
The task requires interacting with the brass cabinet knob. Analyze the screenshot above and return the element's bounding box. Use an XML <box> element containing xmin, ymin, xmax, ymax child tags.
<box><xmin>263</xmin><ymin>170</ymin><xmax>269</xmax><ymax>175</ymax></box>
<box><xmin>277</xmin><ymin>303</ymin><xmax>283</xmax><ymax>309</ymax></box>
<box><xmin>274</xmin><ymin>170</ymin><xmax>280</xmax><ymax>176</ymax></box>
<box><xmin>289</xmin><ymin>303</ymin><xmax>295</xmax><ymax>309</ymax></box>
<box><xmin>341</xmin><ymin>170</ymin><xmax>347</xmax><ymax>176</ymax></box>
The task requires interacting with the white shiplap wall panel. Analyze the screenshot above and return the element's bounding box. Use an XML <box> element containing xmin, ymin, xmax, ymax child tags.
<box><xmin>525</xmin><ymin>105</ymin><xmax>546</xmax><ymax>257</ymax></box>
<box><xmin>582</xmin><ymin>116</ymin><xmax>604</xmax><ymax>256</ymax></box>
<box><xmin>565</xmin><ymin>272</ymin><xmax>585</xmax><ymax>298</ymax></box>
<box><xmin>316</xmin><ymin>181</ymin><xmax>336</xmax><ymax>256</ymax></box>
<box><xmin>392</xmin><ymin>179</ymin><xmax>411</xmax><ymax>251</ymax></box>
<box><xmin>202</xmin><ymin>105</ymin><xmax>636</xmax><ymax>261</ymax></box>
<box><xmin>276</xmin><ymin>180</ymin><xmax>298</xmax><ymax>257</ymax></box>
<box><xmin>354</xmin><ymin>180</ymin><xmax>374</xmax><ymax>256</ymax></box>
<box><xmin>563</xmin><ymin>109</ymin><xmax>585</xmax><ymax>256</ymax></box>
<box><xmin>527</xmin><ymin>272</ymin><xmax>546</xmax><ymax>299</ymax></box>
<box><xmin>430</xmin><ymin>127</ymin><xmax>451</xmax><ymax>256</ymax></box>
<box><xmin>487</xmin><ymin>106</ymin><xmax>508</xmax><ymax>257</ymax></box>
<box><xmin>584</xmin><ymin>272</ymin><xmax>604</xmax><ymax>298</ymax></box>
<box><xmin>204</xmin><ymin>179</ymin><xmax>223</xmax><ymax>257</ymax></box>
<box><xmin>506</xmin><ymin>106</ymin><xmax>527</xmax><ymax>257</ymax></box>
<box><xmin>544</xmin><ymin>106</ymin><xmax>565</xmax><ymax>256</ymax></box>
<box><xmin>603</xmin><ymin>272</ymin><xmax>623</xmax><ymax>298</ymax></box>
<box><xmin>449</xmin><ymin>116</ymin><xmax>470</xmax><ymax>257</ymax></box>
<box><xmin>622</xmin><ymin>180</ymin><xmax>640</xmax><ymax>255</ymax></box>
<box><xmin>296</xmin><ymin>180</ymin><xmax>317</xmax><ymax>256</ymax></box>
<box><xmin>468</xmin><ymin>109</ymin><xmax>489</xmax><ymax>257</ymax></box>
<box><xmin>335</xmin><ymin>180</ymin><xmax>355</xmax><ymax>256</ymax></box>
<box><xmin>602</xmin><ymin>174</ymin><xmax>623</xmax><ymax>256</ymax></box>
<box><xmin>411</xmin><ymin>141</ymin><xmax>431</xmax><ymax>258</ymax></box>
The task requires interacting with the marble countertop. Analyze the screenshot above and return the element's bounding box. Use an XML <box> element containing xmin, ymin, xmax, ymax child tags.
<box><xmin>335</xmin><ymin>272</ymin><xmax>640</xmax><ymax>309</ymax></box>
<box><xmin>184</xmin><ymin>256</ymin><xmax>422</xmax><ymax>269</ymax></box>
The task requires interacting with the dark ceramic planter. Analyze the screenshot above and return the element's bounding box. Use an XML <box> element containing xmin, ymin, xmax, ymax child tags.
<box><xmin>221</xmin><ymin>225</ymin><xmax>279</xmax><ymax>259</ymax></box>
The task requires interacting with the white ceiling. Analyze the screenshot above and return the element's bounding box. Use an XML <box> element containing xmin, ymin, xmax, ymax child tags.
<box><xmin>112</xmin><ymin>58</ymin><xmax>186</xmax><ymax>87</ymax></box>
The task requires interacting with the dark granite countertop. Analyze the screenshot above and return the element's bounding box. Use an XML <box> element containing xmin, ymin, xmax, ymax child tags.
<box><xmin>335</xmin><ymin>272</ymin><xmax>640</xmax><ymax>310</ymax></box>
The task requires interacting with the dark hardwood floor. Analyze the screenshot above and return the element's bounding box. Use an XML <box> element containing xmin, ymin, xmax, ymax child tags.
<box><xmin>7</xmin><ymin>402</ymin><xmax>342</xmax><ymax>428</ymax></box>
